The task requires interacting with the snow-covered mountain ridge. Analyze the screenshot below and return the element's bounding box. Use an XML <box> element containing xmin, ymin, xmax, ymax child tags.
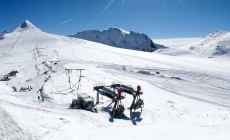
<box><xmin>156</xmin><ymin>30</ymin><xmax>230</xmax><ymax>58</ymax></box>
<box><xmin>69</xmin><ymin>27</ymin><xmax>162</xmax><ymax>52</ymax></box>
<box><xmin>13</xmin><ymin>20</ymin><xmax>41</xmax><ymax>32</ymax></box>
<box><xmin>182</xmin><ymin>30</ymin><xmax>230</xmax><ymax>57</ymax></box>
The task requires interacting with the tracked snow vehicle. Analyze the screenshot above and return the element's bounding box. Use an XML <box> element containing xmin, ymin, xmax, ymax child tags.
<box><xmin>70</xmin><ymin>93</ymin><xmax>94</xmax><ymax>110</ymax></box>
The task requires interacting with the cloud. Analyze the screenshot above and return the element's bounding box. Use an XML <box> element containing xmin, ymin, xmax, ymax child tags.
<box><xmin>59</xmin><ymin>19</ymin><xmax>72</xmax><ymax>25</ymax></box>
<box><xmin>94</xmin><ymin>0</ymin><xmax>115</xmax><ymax>21</ymax></box>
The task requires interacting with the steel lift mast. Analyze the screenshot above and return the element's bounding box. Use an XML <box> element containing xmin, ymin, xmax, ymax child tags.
<box><xmin>111</xmin><ymin>84</ymin><xmax>144</xmax><ymax>111</ymax></box>
<box><xmin>93</xmin><ymin>86</ymin><xmax>125</xmax><ymax>116</ymax></box>
<box><xmin>66</xmin><ymin>68</ymin><xmax>85</xmax><ymax>91</ymax></box>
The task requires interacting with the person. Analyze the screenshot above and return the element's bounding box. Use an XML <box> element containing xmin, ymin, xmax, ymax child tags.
<box><xmin>38</xmin><ymin>96</ymin><xmax>40</xmax><ymax>101</ymax></box>
<box><xmin>42</xmin><ymin>97</ymin><xmax>44</xmax><ymax>102</ymax></box>
<box><xmin>12</xmin><ymin>86</ymin><xmax>17</xmax><ymax>92</ymax></box>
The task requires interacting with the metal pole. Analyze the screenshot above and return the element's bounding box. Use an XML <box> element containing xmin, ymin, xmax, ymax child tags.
<box><xmin>51</xmin><ymin>62</ymin><xmax>53</xmax><ymax>72</ymax></box>
<box><xmin>77</xmin><ymin>70</ymin><xmax>82</xmax><ymax>90</ymax></box>
<box><xmin>57</xmin><ymin>62</ymin><xmax>58</xmax><ymax>72</ymax></box>
<box><xmin>68</xmin><ymin>70</ymin><xmax>71</xmax><ymax>89</ymax></box>
<box><xmin>96</xmin><ymin>91</ymin><xmax>99</xmax><ymax>104</ymax></box>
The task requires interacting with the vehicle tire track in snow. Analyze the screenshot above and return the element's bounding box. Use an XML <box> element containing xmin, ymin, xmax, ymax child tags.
<box><xmin>119</xmin><ymin>70</ymin><xmax>230</xmax><ymax>108</ymax></box>
<box><xmin>104</xmin><ymin>65</ymin><xmax>230</xmax><ymax>109</ymax></box>
<box><xmin>74</xmin><ymin>109</ymin><xmax>107</xmax><ymax>128</ymax></box>
<box><xmin>153</xmin><ymin>84</ymin><xmax>230</xmax><ymax>109</ymax></box>
<box><xmin>1</xmin><ymin>97</ymin><xmax>107</xmax><ymax>128</ymax></box>
<box><xmin>147</xmin><ymin>75</ymin><xmax>230</xmax><ymax>109</ymax></box>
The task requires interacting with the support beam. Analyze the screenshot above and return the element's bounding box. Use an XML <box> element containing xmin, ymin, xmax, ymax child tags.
<box><xmin>96</xmin><ymin>91</ymin><xmax>99</xmax><ymax>104</ymax></box>
<box><xmin>65</xmin><ymin>68</ymin><xmax>85</xmax><ymax>92</ymax></box>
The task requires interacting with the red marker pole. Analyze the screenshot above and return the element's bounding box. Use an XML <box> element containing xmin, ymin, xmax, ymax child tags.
<box><xmin>117</xmin><ymin>89</ymin><xmax>122</xmax><ymax>98</ymax></box>
<box><xmin>137</xmin><ymin>85</ymin><xmax>141</xmax><ymax>92</ymax></box>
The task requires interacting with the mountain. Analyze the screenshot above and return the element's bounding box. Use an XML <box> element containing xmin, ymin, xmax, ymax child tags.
<box><xmin>0</xmin><ymin>30</ymin><xmax>8</xmax><ymax>40</ymax></box>
<box><xmin>69</xmin><ymin>27</ymin><xmax>162</xmax><ymax>52</ymax></box>
<box><xmin>1</xmin><ymin>20</ymin><xmax>230</xmax><ymax>140</ymax></box>
<box><xmin>0</xmin><ymin>34</ymin><xmax>3</xmax><ymax>40</ymax></box>
<box><xmin>181</xmin><ymin>30</ymin><xmax>230</xmax><ymax>57</ymax></box>
<box><xmin>13</xmin><ymin>20</ymin><xmax>41</xmax><ymax>32</ymax></box>
<box><xmin>156</xmin><ymin>30</ymin><xmax>230</xmax><ymax>58</ymax></box>
<box><xmin>1</xmin><ymin>30</ymin><xmax>9</xmax><ymax>35</ymax></box>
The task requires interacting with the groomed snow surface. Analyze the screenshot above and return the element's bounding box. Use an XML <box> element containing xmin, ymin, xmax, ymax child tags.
<box><xmin>1</xmin><ymin>23</ymin><xmax>230</xmax><ymax>140</ymax></box>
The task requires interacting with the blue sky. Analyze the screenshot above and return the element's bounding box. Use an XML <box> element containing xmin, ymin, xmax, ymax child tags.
<box><xmin>0</xmin><ymin>0</ymin><xmax>229</xmax><ymax>38</ymax></box>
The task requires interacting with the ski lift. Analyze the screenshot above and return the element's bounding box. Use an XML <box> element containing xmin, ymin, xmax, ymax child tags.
<box><xmin>94</xmin><ymin>85</ymin><xmax>125</xmax><ymax>116</ymax></box>
<box><xmin>111</xmin><ymin>84</ymin><xmax>144</xmax><ymax>111</ymax></box>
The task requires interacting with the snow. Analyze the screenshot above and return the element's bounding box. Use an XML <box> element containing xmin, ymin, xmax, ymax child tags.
<box><xmin>1</xmin><ymin>21</ymin><xmax>230</xmax><ymax>140</ymax></box>
<box><xmin>13</xmin><ymin>20</ymin><xmax>41</xmax><ymax>32</ymax></box>
<box><xmin>156</xmin><ymin>31</ymin><xmax>230</xmax><ymax>59</ymax></box>
<box><xmin>181</xmin><ymin>30</ymin><xmax>230</xmax><ymax>57</ymax></box>
<box><xmin>69</xmin><ymin>27</ymin><xmax>161</xmax><ymax>52</ymax></box>
<box><xmin>154</xmin><ymin>38</ymin><xmax>202</xmax><ymax>49</ymax></box>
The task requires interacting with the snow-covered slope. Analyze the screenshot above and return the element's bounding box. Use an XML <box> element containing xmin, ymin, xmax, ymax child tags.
<box><xmin>1</xmin><ymin>21</ymin><xmax>230</xmax><ymax>140</ymax></box>
<box><xmin>157</xmin><ymin>31</ymin><xmax>230</xmax><ymax>58</ymax></box>
<box><xmin>0</xmin><ymin>30</ymin><xmax>7</xmax><ymax>40</ymax></box>
<box><xmin>181</xmin><ymin>30</ymin><xmax>230</xmax><ymax>57</ymax></box>
<box><xmin>0</xmin><ymin>34</ymin><xmax>3</xmax><ymax>40</ymax></box>
<box><xmin>154</xmin><ymin>38</ymin><xmax>202</xmax><ymax>49</ymax></box>
<box><xmin>69</xmin><ymin>27</ymin><xmax>161</xmax><ymax>52</ymax></box>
